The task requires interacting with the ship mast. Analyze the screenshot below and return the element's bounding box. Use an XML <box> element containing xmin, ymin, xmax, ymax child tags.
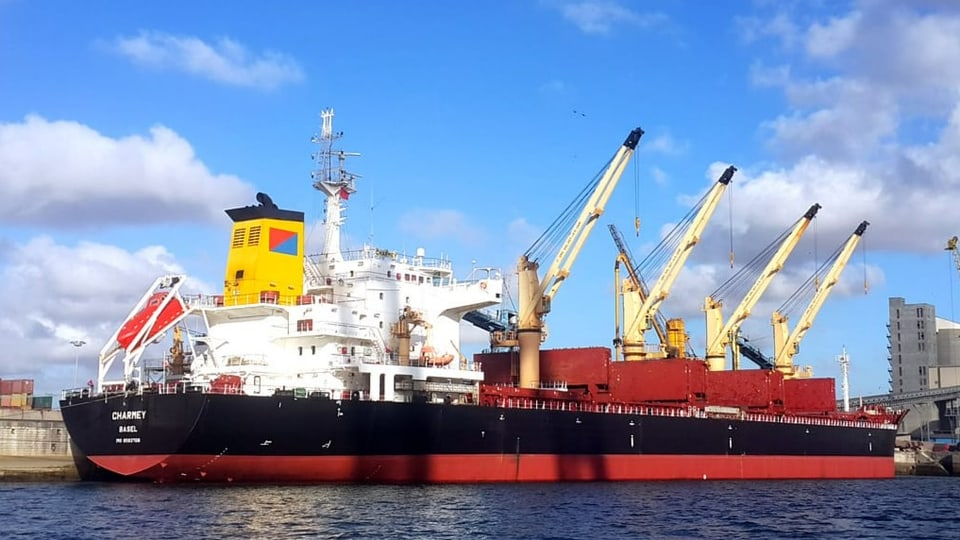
<box><xmin>837</xmin><ymin>346</ymin><xmax>850</xmax><ymax>412</ymax></box>
<box><xmin>311</xmin><ymin>109</ymin><xmax>359</xmax><ymax>263</ymax></box>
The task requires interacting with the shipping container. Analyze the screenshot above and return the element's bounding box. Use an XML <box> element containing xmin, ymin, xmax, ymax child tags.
<box><xmin>10</xmin><ymin>393</ymin><xmax>27</xmax><ymax>408</ymax></box>
<box><xmin>29</xmin><ymin>395</ymin><xmax>54</xmax><ymax>410</ymax></box>
<box><xmin>0</xmin><ymin>378</ymin><xmax>36</xmax><ymax>396</ymax></box>
<box><xmin>0</xmin><ymin>394</ymin><xmax>11</xmax><ymax>407</ymax></box>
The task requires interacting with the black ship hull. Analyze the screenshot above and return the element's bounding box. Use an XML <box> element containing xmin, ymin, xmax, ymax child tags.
<box><xmin>60</xmin><ymin>391</ymin><xmax>897</xmax><ymax>483</ymax></box>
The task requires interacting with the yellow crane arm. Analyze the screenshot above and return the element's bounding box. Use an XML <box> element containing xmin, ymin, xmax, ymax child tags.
<box><xmin>515</xmin><ymin>127</ymin><xmax>643</xmax><ymax>389</ymax></box>
<box><xmin>773</xmin><ymin>220</ymin><xmax>869</xmax><ymax>373</ymax></box>
<box><xmin>539</xmin><ymin>129</ymin><xmax>644</xmax><ymax>305</ymax></box>
<box><xmin>517</xmin><ymin>128</ymin><xmax>643</xmax><ymax>327</ymax></box>
<box><xmin>624</xmin><ymin>166</ymin><xmax>736</xmax><ymax>354</ymax></box>
<box><xmin>610</xmin><ymin>224</ymin><xmax>669</xmax><ymax>347</ymax></box>
<box><xmin>704</xmin><ymin>203</ymin><xmax>820</xmax><ymax>370</ymax></box>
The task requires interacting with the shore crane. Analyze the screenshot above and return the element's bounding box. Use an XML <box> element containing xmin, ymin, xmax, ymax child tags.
<box><xmin>772</xmin><ymin>220</ymin><xmax>869</xmax><ymax>377</ymax></box>
<box><xmin>511</xmin><ymin>127</ymin><xmax>644</xmax><ymax>389</ymax></box>
<box><xmin>703</xmin><ymin>203</ymin><xmax>821</xmax><ymax>371</ymax></box>
<box><xmin>947</xmin><ymin>236</ymin><xmax>960</xmax><ymax>276</ymax></box>
<box><xmin>621</xmin><ymin>166</ymin><xmax>736</xmax><ymax>362</ymax></box>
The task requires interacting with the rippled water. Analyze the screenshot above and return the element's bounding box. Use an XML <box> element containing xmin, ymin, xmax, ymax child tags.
<box><xmin>2</xmin><ymin>477</ymin><xmax>957</xmax><ymax>539</ymax></box>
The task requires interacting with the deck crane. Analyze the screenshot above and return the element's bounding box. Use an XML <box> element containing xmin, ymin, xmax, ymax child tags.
<box><xmin>512</xmin><ymin>127</ymin><xmax>644</xmax><ymax>389</ymax></box>
<box><xmin>703</xmin><ymin>203</ymin><xmax>821</xmax><ymax>371</ymax></box>
<box><xmin>609</xmin><ymin>224</ymin><xmax>678</xmax><ymax>360</ymax></box>
<box><xmin>772</xmin><ymin>220</ymin><xmax>869</xmax><ymax>377</ymax></box>
<box><xmin>622</xmin><ymin>166</ymin><xmax>736</xmax><ymax>362</ymax></box>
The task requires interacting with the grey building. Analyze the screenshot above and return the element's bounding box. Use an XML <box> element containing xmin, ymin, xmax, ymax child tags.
<box><xmin>888</xmin><ymin>297</ymin><xmax>937</xmax><ymax>393</ymax></box>
<box><xmin>888</xmin><ymin>297</ymin><xmax>960</xmax><ymax>439</ymax></box>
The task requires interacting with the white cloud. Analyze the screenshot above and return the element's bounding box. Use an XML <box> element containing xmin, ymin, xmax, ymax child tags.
<box><xmin>111</xmin><ymin>31</ymin><xmax>304</xmax><ymax>90</ymax></box>
<box><xmin>650</xmin><ymin>166</ymin><xmax>668</xmax><ymax>186</ymax></box>
<box><xmin>738</xmin><ymin>11</ymin><xmax>802</xmax><ymax>49</ymax></box>
<box><xmin>539</xmin><ymin>79</ymin><xmax>568</xmax><ymax>95</ymax></box>
<box><xmin>640</xmin><ymin>133</ymin><xmax>687</xmax><ymax>156</ymax></box>
<box><xmin>0</xmin><ymin>236</ymin><xmax>215</xmax><ymax>390</ymax></box>
<box><xmin>507</xmin><ymin>217</ymin><xmax>545</xmax><ymax>250</ymax></box>
<box><xmin>806</xmin><ymin>11</ymin><xmax>861</xmax><ymax>58</ymax></box>
<box><xmin>0</xmin><ymin>115</ymin><xmax>255</xmax><ymax>227</ymax></box>
<box><xmin>398</xmin><ymin>209</ymin><xmax>487</xmax><ymax>248</ymax></box>
<box><xmin>546</xmin><ymin>0</ymin><xmax>668</xmax><ymax>35</ymax></box>
<box><xmin>730</xmin><ymin>2</ymin><xmax>960</xmax><ymax>257</ymax></box>
<box><xmin>749</xmin><ymin>62</ymin><xmax>791</xmax><ymax>87</ymax></box>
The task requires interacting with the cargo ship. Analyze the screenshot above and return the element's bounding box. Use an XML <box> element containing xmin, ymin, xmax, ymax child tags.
<box><xmin>60</xmin><ymin>110</ymin><xmax>903</xmax><ymax>483</ymax></box>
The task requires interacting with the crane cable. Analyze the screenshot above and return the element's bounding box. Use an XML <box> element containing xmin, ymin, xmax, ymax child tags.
<box><xmin>813</xmin><ymin>217</ymin><xmax>820</xmax><ymax>289</ymax></box>
<box><xmin>861</xmin><ymin>233</ymin><xmax>869</xmax><ymax>294</ymax></box>
<box><xmin>727</xmin><ymin>179</ymin><xmax>735</xmax><ymax>269</ymax></box>
<box><xmin>633</xmin><ymin>154</ymin><xmax>641</xmax><ymax>236</ymax></box>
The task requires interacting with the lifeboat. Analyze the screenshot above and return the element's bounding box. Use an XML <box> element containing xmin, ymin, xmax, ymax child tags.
<box><xmin>116</xmin><ymin>292</ymin><xmax>187</xmax><ymax>351</ymax></box>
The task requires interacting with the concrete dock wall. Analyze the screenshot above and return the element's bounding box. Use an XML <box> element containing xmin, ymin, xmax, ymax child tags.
<box><xmin>0</xmin><ymin>409</ymin><xmax>71</xmax><ymax>457</ymax></box>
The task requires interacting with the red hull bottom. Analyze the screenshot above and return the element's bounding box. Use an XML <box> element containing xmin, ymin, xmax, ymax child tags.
<box><xmin>89</xmin><ymin>454</ymin><xmax>895</xmax><ymax>483</ymax></box>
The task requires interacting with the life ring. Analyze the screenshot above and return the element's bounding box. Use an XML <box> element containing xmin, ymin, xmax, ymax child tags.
<box><xmin>480</xmin><ymin>281</ymin><xmax>487</xmax><ymax>290</ymax></box>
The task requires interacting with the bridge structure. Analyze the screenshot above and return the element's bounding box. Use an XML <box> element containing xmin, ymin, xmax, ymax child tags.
<box><xmin>844</xmin><ymin>386</ymin><xmax>960</xmax><ymax>440</ymax></box>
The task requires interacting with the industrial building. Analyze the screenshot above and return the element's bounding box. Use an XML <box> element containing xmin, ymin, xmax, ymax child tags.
<box><xmin>887</xmin><ymin>297</ymin><xmax>960</xmax><ymax>438</ymax></box>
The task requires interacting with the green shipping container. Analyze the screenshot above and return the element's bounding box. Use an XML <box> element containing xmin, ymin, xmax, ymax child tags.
<box><xmin>30</xmin><ymin>395</ymin><xmax>54</xmax><ymax>410</ymax></box>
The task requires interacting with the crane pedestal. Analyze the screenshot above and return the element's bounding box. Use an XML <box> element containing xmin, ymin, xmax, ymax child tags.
<box><xmin>518</xmin><ymin>329</ymin><xmax>541</xmax><ymax>389</ymax></box>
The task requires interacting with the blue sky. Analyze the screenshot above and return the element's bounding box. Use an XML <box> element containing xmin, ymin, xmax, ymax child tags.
<box><xmin>3</xmin><ymin>0</ymin><xmax>960</xmax><ymax>398</ymax></box>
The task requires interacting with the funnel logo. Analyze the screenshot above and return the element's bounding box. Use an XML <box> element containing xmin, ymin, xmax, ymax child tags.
<box><xmin>269</xmin><ymin>228</ymin><xmax>298</xmax><ymax>255</ymax></box>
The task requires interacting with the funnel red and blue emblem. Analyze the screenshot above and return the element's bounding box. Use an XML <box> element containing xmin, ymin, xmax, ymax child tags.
<box><xmin>269</xmin><ymin>228</ymin><xmax>298</xmax><ymax>255</ymax></box>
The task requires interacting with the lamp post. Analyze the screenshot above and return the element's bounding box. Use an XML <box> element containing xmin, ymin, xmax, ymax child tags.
<box><xmin>70</xmin><ymin>339</ymin><xmax>86</xmax><ymax>388</ymax></box>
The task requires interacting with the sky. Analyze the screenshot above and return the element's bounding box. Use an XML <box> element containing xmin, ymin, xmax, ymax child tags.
<box><xmin>3</xmin><ymin>0</ymin><xmax>960</xmax><ymax>399</ymax></box>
